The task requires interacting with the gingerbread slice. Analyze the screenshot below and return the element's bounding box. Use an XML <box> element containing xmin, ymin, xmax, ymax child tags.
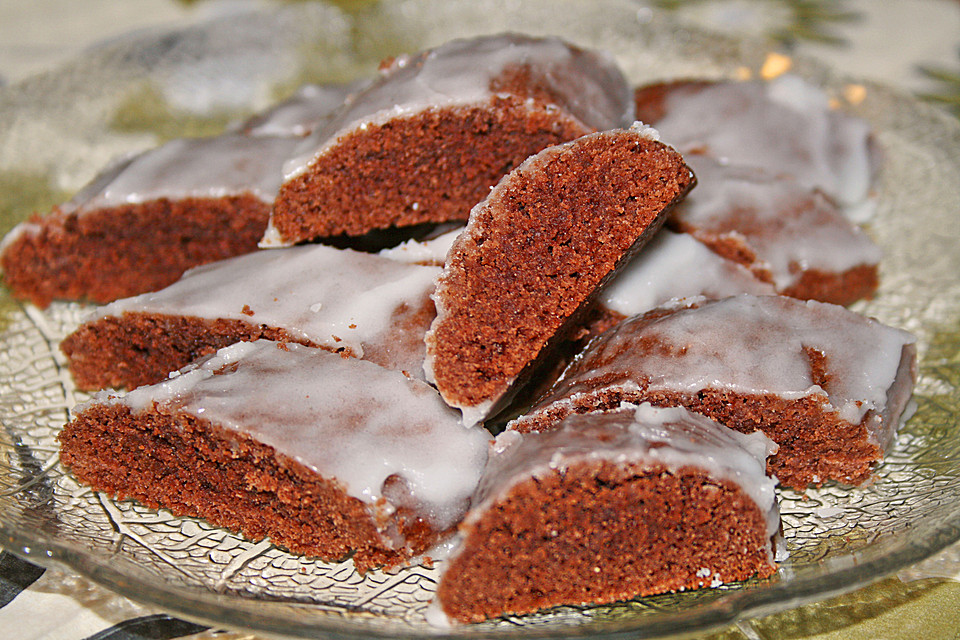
<box><xmin>511</xmin><ymin>295</ymin><xmax>917</xmax><ymax>490</ymax></box>
<box><xmin>424</xmin><ymin>125</ymin><xmax>695</xmax><ymax>426</ymax></box>
<box><xmin>431</xmin><ymin>403</ymin><xmax>779</xmax><ymax>624</ymax></box>
<box><xmin>59</xmin><ymin>341</ymin><xmax>491</xmax><ymax>573</ymax></box>
<box><xmin>1</xmin><ymin>134</ymin><xmax>300</xmax><ymax>307</ymax></box>
<box><xmin>61</xmin><ymin>243</ymin><xmax>440</xmax><ymax>391</ymax></box>
<box><xmin>264</xmin><ymin>33</ymin><xmax>634</xmax><ymax>245</ymax></box>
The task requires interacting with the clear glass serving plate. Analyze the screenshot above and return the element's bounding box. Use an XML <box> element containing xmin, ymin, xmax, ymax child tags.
<box><xmin>1</xmin><ymin>1</ymin><xmax>959</xmax><ymax>638</ymax></box>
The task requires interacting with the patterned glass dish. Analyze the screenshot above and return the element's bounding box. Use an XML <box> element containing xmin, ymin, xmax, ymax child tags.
<box><xmin>1</xmin><ymin>1</ymin><xmax>959</xmax><ymax>638</ymax></box>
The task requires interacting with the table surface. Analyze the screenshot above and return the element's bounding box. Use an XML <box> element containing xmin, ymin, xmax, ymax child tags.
<box><xmin>1</xmin><ymin>1</ymin><xmax>959</xmax><ymax>639</ymax></box>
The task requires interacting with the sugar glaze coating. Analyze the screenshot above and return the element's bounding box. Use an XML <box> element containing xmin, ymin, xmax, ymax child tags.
<box><xmin>599</xmin><ymin>229</ymin><xmax>775</xmax><ymax>317</ymax></box>
<box><xmin>485</xmin><ymin>403</ymin><xmax>779</xmax><ymax>540</ymax></box>
<box><xmin>95</xmin><ymin>341</ymin><xmax>491</xmax><ymax>531</ymax></box>
<box><xmin>648</xmin><ymin>74</ymin><xmax>877</xmax><ymax>220</ymax></box>
<box><xmin>510</xmin><ymin>295</ymin><xmax>917</xmax><ymax>491</ymax></box>
<box><xmin>669</xmin><ymin>154</ymin><xmax>881</xmax><ymax>303</ymax></box>
<box><xmin>523</xmin><ymin>295</ymin><xmax>917</xmax><ymax>455</ymax></box>
<box><xmin>281</xmin><ymin>33</ymin><xmax>634</xmax><ymax>183</ymax></box>
<box><xmin>67</xmin><ymin>134</ymin><xmax>297</xmax><ymax>214</ymax></box>
<box><xmin>1</xmin><ymin>133</ymin><xmax>300</xmax><ymax>257</ymax></box>
<box><xmin>94</xmin><ymin>244</ymin><xmax>439</xmax><ymax>371</ymax></box>
<box><xmin>238</xmin><ymin>81</ymin><xmax>369</xmax><ymax>137</ymax></box>
<box><xmin>429</xmin><ymin>402</ymin><xmax>780</xmax><ymax>625</ymax></box>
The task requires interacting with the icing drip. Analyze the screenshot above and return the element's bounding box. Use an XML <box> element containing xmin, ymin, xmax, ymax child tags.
<box><xmin>378</xmin><ymin>227</ymin><xmax>463</xmax><ymax>266</ymax></box>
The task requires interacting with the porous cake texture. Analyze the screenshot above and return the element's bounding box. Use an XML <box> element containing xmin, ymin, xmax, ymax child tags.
<box><xmin>425</xmin><ymin>124</ymin><xmax>695</xmax><ymax>426</ymax></box>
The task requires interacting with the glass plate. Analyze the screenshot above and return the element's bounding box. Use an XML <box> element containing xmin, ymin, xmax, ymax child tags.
<box><xmin>2</xmin><ymin>1</ymin><xmax>959</xmax><ymax>638</ymax></box>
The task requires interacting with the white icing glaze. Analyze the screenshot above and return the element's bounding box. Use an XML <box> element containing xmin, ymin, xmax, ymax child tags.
<box><xmin>95</xmin><ymin>244</ymin><xmax>440</xmax><ymax>375</ymax></box>
<box><xmin>600</xmin><ymin>229</ymin><xmax>775</xmax><ymax>316</ymax></box>
<box><xmin>94</xmin><ymin>341</ymin><xmax>491</xmax><ymax>531</ymax></box>
<box><xmin>280</xmin><ymin>34</ymin><xmax>634</xmax><ymax>183</ymax></box>
<box><xmin>436</xmin><ymin>403</ymin><xmax>779</xmax><ymax>587</ymax></box>
<box><xmin>531</xmin><ymin>295</ymin><xmax>916</xmax><ymax>449</ymax></box>
<box><xmin>480</xmin><ymin>403</ymin><xmax>778</xmax><ymax>537</ymax></box>
<box><xmin>453</xmin><ymin>399</ymin><xmax>499</xmax><ymax>435</ymax></box>
<box><xmin>238</xmin><ymin>80</ymin><xmax>369</xmax><ymax>137</ymax></box>
<box><xmin>652</xmin><ymin>75</ymin><xmax>877</xmax><ymax>217</ymax></box>
<box><xmin>58</xmin><ymin>133</ymin><xmax>301</xmax><ymax>215</ymax></box>
<box><xmin>378</xmin><ymin>227</ymin><xmax>462</xmax><ymax>266</ymax></box>
<box><xmin>674</xmin><ymin>154</ymin><xmax>882</xmax><ymax>291</ymax></box>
